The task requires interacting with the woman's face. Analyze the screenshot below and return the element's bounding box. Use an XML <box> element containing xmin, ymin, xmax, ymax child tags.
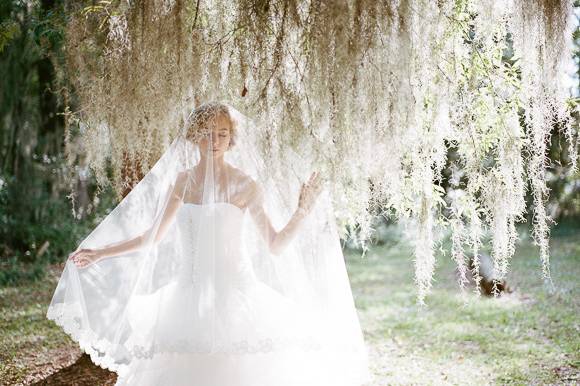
<box><xmin>198</xmin><ymin>114</ymin><xmax>232</xmax><ymax>158</ymax></box>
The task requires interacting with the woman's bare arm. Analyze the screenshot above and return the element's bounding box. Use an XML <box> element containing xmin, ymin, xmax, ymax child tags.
<box><xmin>69</xmin><ymin>171</ymin><xmax>189</xmax><ymax>268</ymax></box>
<box><xmin>247</xmin><ymin>172</ymin><xmax>322</xmax><ymax>256</ymax></box>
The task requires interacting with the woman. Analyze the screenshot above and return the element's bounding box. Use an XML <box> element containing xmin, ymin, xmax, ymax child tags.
<box><xmin>68</xmin><ymin>104</ymin><xmax>321</xmax><ymax>267</ymax></box>
<box><xmin>47</xmin><ymin>102</ymin><xmax>371</xmax><ymax>386</ymax></box>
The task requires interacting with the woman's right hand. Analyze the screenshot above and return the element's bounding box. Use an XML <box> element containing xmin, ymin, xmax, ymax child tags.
<box><xmin>68</xmin><ymin>248</ymin><xmax>103</xmax><ymax>268</ymax></box>
<box><xmin>297</xmin><ymin>171</ymin><xmax>323</xmax><ymax>215</ymax></box>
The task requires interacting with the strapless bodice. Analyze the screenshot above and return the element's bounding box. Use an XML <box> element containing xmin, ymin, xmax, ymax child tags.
<box><xmin>173</xmin><ymin>202</ymin><xmax>254</xmax><ymax>289</ymax></box>
<box><xmin>177</xmin><ymin>202</ymin><xmax>246</xmax><ymax>251</ymax></box>
<box><xmin>181</xmin><ymin>202</ymin><xmax>246</xmax><ymax>216</ymax></box>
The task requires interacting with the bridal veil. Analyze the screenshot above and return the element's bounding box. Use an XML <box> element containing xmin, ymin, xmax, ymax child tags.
<box><xmin>46</xmin><ymin>102</ymin><xmax>370</xmax><ymax>385</ymax></box>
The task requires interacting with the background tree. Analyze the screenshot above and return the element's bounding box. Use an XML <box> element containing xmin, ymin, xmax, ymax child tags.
<box><xmin>0</xmin><ymin>0</ymin><xmax>112</xmax><ymax>285</ymax></box>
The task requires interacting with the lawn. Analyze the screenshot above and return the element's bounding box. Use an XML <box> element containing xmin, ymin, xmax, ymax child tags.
<box><xmin>347</xmin><ymin>224</ymin><xmax>579</xmax><ymax>385</ymax></box>
<box><xmin>0</xmin><ymin>224</ymin><xmax>578</xmax><ymax>385</ymax></box>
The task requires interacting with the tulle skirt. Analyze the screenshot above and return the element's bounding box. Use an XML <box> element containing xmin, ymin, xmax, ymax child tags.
<box><xmin>115</xmin><ymin>277</ymin><xmax>370</xmax><ymax>386</ymax></box>
<box><xmin>115</xmin><ymin>348</ymin><xmax>369</xmax><ymax>386</ymax></box>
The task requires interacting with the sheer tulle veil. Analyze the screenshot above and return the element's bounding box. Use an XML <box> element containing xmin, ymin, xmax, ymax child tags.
<box><xmin>46</xmin><ymin>102</ymin><xmax>371</xmax><ymax>385</ymax></box>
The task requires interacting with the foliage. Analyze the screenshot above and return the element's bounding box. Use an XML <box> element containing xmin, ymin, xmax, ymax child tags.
<box><xmin>0</xmin><ymin>19</ymin><xmax>19</xmax><ymax>53</ymax></box>
<box><xmin>0</xmin><ymin>168</ymin><xmax>117</xmax><ymax>287</ymax></box>
<box><xmin>0</xmin><ymin>0</ymin><xmax>122</xmax><ymax>287</ymax></box>
<box><xmin>55</xmin><ymin>0</ymin><xmax>579</xmax><ymax>305</ymax></box>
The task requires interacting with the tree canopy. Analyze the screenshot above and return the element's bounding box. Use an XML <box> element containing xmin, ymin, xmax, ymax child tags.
<box><xmin>2</xmin><ymin>0</ymin><xmax>578</xmax><ymax>304</ymax></box>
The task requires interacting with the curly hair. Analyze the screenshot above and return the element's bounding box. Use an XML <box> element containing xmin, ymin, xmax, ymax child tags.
<box><xmin>186</xmin><ymin>101</ymin><xmax>237</xmax><ymax>148</ymax></box>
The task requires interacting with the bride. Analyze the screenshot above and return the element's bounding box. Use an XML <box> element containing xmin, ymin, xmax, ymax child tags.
<box><xmin>47</xmin><ymin>102</ymin><xmax>371</xmax><ymax>386</ymax></box>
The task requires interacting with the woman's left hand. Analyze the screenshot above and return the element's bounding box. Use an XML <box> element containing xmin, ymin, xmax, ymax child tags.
<box><xmin>68</xmin><ymin>248</ymin><xmax>102</xmax><ymax>268</ymax></box>
<box><xmin>298</xmin><ymin>171</ymin><xmax>323</xmax><ymax>215</ymax></box>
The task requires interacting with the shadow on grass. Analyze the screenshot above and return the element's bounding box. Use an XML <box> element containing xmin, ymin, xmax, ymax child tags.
<box><xmin>31</xmin><ymin>353</ymin><xmax>116</xmax><ymax>386</ymax></box>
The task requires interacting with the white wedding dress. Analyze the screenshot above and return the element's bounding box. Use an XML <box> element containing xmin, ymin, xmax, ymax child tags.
<box><xmin>115</xmin><ymin>202</ymin><xmax>367</xmax><ymax>386</ymax></box>
<box><xmin>47</xmin><ymin>103</ymin><xmax>371</xmax><ymax>386</ymax></box>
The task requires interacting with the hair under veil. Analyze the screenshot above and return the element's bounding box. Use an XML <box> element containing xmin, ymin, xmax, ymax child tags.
<box><xmin>47</xmin><ymin>102</ymin><xmax>371</xmax><ymax>385</ymax></box>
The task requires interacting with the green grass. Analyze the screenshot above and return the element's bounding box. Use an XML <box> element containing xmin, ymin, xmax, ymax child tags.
<box><xmin>0</xmin><ymin>265</ymin><xmax>80</xmax><ymax>385</ymax></box>
<box><xmin>346</xmin><ymin>224</ymin><xmax>579</xmax><ymax>385</ymax></box>
<box><xmin>0</xmin><ymin>224</ymin><xmax>578</xmax><ymax>385</ymax></box>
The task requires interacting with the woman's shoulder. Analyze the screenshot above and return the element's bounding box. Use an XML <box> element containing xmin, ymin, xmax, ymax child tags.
<box><xmin>226</xmin><ymin>165</ymin><xmax>263</xmax><ymax>200</ymax></box>
<box><xmin>227</xmin><ymin>165</ymin><xmax>257</xmax><ymax>186</ymax></box>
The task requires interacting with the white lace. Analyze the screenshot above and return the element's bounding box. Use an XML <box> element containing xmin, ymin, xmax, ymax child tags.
<box><xmin>47</xmin><ymin>301</ymin><xmax>364</xmax><ymax>378</ymax></box>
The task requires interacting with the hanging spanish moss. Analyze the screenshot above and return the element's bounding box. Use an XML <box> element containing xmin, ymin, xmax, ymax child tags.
<box><xmin>60</xmin><ymin>0</ymin><xmax>578</xmax><ymax>305</ymax></box>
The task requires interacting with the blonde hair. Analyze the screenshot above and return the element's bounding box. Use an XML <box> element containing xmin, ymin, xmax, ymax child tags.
<box><xmin>186</xmin><ymin>102</ymin><xmax>237</xmax><ymax>148</ymax></box>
